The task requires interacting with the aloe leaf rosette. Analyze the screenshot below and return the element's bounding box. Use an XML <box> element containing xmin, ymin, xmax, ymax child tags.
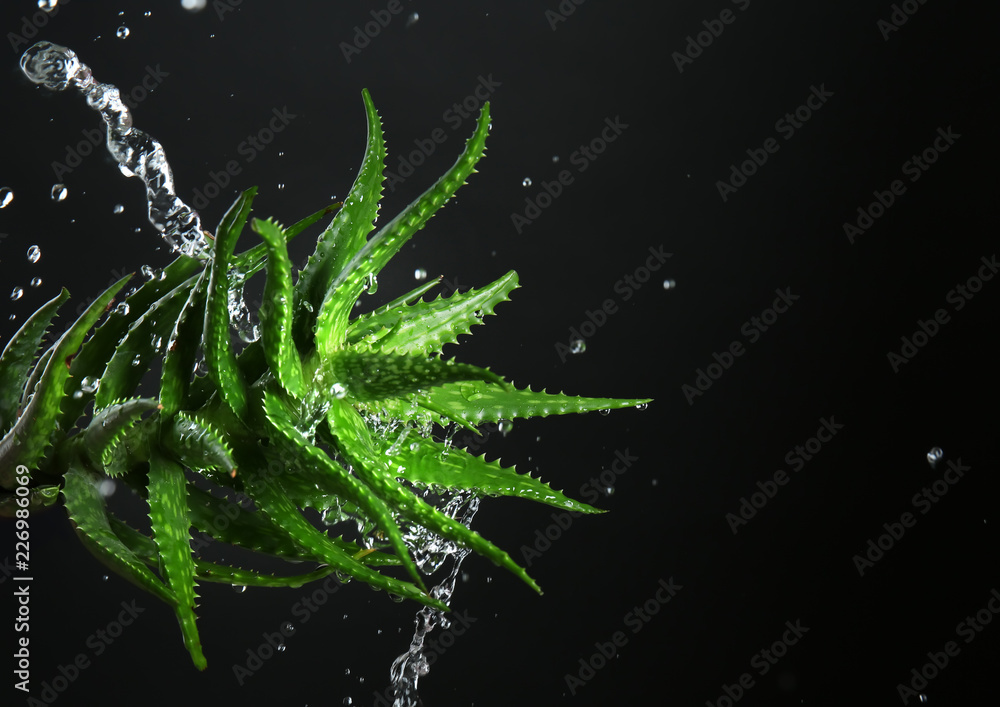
<box><xmin>0</xmin><ymin>90</ymin><xmax>651</xmax><ymax>669</ymax></box>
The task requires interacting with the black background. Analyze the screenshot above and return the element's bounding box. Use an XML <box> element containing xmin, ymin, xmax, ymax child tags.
<box><xmin>1</xmin><ymin>1</ymin><xmax>998</xmax><ymax>705</ymax></box>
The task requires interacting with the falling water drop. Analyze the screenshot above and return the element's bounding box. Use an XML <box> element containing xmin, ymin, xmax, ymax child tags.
<box><xmin>38</xmin><ymin>0</ymin><xmax>59</xmax><ymax>12</ymax></box>
<box><xmin>113</xmin><ymin>203</ymin><xmax>124</xmax><ymax>214</ymax></box>
<box><xmin>116</xmin><ymin>26</ymin><xmax>130</xmax><ymax>39</ymax></box>
<box><xmin>30</xmin><ymin>277</ymin><xmax>42</xmax><ymax>288</ymax></box>
<box><xmin>10</xmin><ymin>288</ymin><xmax>24</xmax><ymax>302</ymax></box>
<box><xmin>0</xmin><ymin>188</ymin><xmax>13</xmax><ymax>208</ymax></box>
<box><xmin>27</xmin><ymin>245</ymin><xmax>42</xmax><ymax>263</ymax></box>
<box><xmin>182</xmin><ymin>0</ymin><xmax>207</xmax><ymax>11</ymax></box>
<box><xmin>570</xmin><ymin>338</ymin><xmax>586</xmax><ymax>355</ymax></box>
<box><xmin>414</xmin><ymin>268</ymin><xmax>427</xmax><ymax>281</ymax></box>
<box><xmin>662</xmin><ymin>279</ymin><xmax>677</xmax><ymax>290</ymax></box>
<box><xmin>232</xmin><ymin>585</ymin><xmax>246</xmax><ymax>594</ymax></box>
<box><xmin>51</xmin><ymin>183</ymin><xmax>68</xmax><ymax>201</ymax></box>
<box><xmin>522</xmin><ymin>177</ymin><xmax>532</xmax><ymax>187</ymax></box>
<box><xmin>926</xmin><ymin>447</ymin><xmax>944</xmax><ymax>468</ymax></box>
<box><xmin>406</xmin><ymin>12</ymin><xmax>419</xmax><ymax>27</ymax></box>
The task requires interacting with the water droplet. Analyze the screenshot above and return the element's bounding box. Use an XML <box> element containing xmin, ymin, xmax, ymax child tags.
<box><xmin>283</xmin><ymin>622</ymin><xmax>294</xmax><ymax>633</ymax></box>
<box><xmin>343</xmin><ymin>698</ymin><xmax>353</xmax><ymax>706</ymax></box>
<box><xmin>331</xmin><ymin>383</ymin><xmax>347</xmax><ymax>399</ymax></box>
<box><xmin>604</xmin><ymin>486</ymin><xmax>615</xmax><ymax>496</ymax></box>
<box><xmin>8</xmin><ymin>315</ymin><xmax>16</xmax><ymax>322</ymax></box>
<box><xmin>486</xmin><ymin>576</ymin><xmax>493</xmax><ymax>583</ymax></box>
<box><xmin>232</xmin><ymin>585</ymin><xmax>246</xmax><ymax>593</ymax></box>
<box><xmin>141</xmin><ymin>264</ymin><xmax>157</xmax><ymax>280</ymax></box>
<box><xmin>927</xmin><ymin>447</ymin><xmax>944</xmax><ymax>468</ymax></box>
<box><xmin>181</xmin><ymin>0</ymin><xmax>207</xmax><ymax>11</ymax></box>
<box><xmin>79</xmin><ymin>376</ymin><xmax>99</xmax><ymax>393</ymax></box>
<box><xmin>97</xmin><ymin>479</ymin><xmax>116</xmax><ymax>498</ymax></box>
<box><xmin>114</xmin><ymin>302</ymin><xmax>130</xmax><ymax>316</ymax></box>
<box><xmin>651</xmin><ymin>478</ymin><xmax>659</xmax><ymax>487</ymax></box>
<box><xmin>0</xmin><ymin>188</ymin><xmax>14</xmax><ymax>208</ymax></box>
<box><xmin>10</xmin><ymin>287</ymin><xmax>24</xmax><ymax>301</ymax></box>
<box><xmin>919</xmin><ymin>695</ymin><xmax>928</xmax><ymax>704</ymax></box>
<box><xmin>30</xmin><ymin>277</ymin><xmax>43</xmax><ymax>288</ymax></box>
<box><xmin>461</xmin><ymin>571</ymin><xmax>470</xmax><ymax>583</ymax></box>
<box><xmin>38</xmin><ymin>0</ymin><xmax>59</xmax><ymax>12</ymax></box>
<box><xmin>277</xmin><ymin>183</ymin><xmax>285</xmax><ymax>190</ymax></box>
<box><xmin>552</xmin><ymin>155</ymin><xmax>560</xmax><ymax>163</ymax></box>
<box><xmin>414</xmin><ymin>268</ymin><xmax>427</xmax><ymax>281</ymax></box>
<box><xmin>598</xmin><ymin>409</ymin><xmax>610</xmax><ymax>416</ymax></box>
<box><xmin>116</xmin><ymin>26</ymin><xmax>130</xmax><ymax>39</ymax></box>
<box><xmin>363</xmin><ymin>272</ymin><xmax>378</xmax><ymax>294</ymax></box>
<box><xmin>27</xmin><ymin>245</ymin><xmax>41</xmax><ymax>263</ymax></box>
<box><xmin>276</xmin><ymin>643</ymin><xmax>286</xmax><ymax>652</ymax></box>
<box><xmin>405</xmin><ymin>12</ymin><xmax>419</xmax><ymax>27</ymax></box>
<box><xmin>662</xmin><ymin>279</ymin><xmax>677</xmax><ymax>290</ymax></box>
<box><xmin>635</xmin><ymin>402</ymin><xmax>648</xmax><ymax>411</ymax></box>
<box><xmin>101</xmin><ymin>574</ymin><xmax>109</xmax><ymax>581</ymax></box>
<box><xmin>144</xmin><ymin>10</ymin><xmax>151</xmax><ymax>17</ymax></box>
<box><xmin>522</xmin><ymin>177</ymin><xmax>532</xmax><ymax>187</ymax></box>
<box><xmin>51</xmin><ymin>183</ymin><xmax>68</xmax><ymax>201</ymax></box>
<box><xmin>113</xmin><ymin>203</ymin><xmax>124</xmax><ymax>214</ymax></box>
<box><xmin>570</xmin><ymin>338</ymin><xmax>586</xmax><ymax>355</ymax></box>
<box><xmin>344</xmin><ymin>668</ymin><xmax>351</xmax><ymax>676</ymax></box>
<box><xmin>499</xmin><ymin>420</ymin><xmax>513</xmax><ymax>437</ymax></box>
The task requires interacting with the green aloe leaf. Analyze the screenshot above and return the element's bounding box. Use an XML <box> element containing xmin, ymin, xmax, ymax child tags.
<box><xmin>295</xmin><ymin>89</ymin><xmax>385</xmax><ymax>351</ymax></box>
<box><xmin>203</xmin><ymin>189</ymin><xmax>255</xmax><ymax>419</ymax></box>
<box><xmin>314</xmin><ymin>98</ymin><xmax>490</xmax><ymax>356</ymax></box>
<box><xmin>252</xmin><ymin>217</ymin><xmax>304</xmax><ymax>396</ymax></box>
<box><xmin>160</xmin><ymin>270</ymin><xmax>208</xmax><ymax>418</ymax></box>
<box><xmin>321</xmin><ymin>350</ymin><xmax>504</xmax><ymax>403</ymax></box>
<box><xmin>147</xmin><ymin>450</ymin><xmax>205</xmax><ymax>670</ymax></box>
<box><xmin>0</xmin><ymin>274</ymin><xmax>131</xmax><ymax>489</ymax></box>
<box><xmin>325</xmin><ymin>399</ymin><xmax>542</xmax><ymax>594</ymax></box>
<box><xmin>231</xmin><ymin>200</ymin><xmax>341</xmax><ymax>277</ymax></box>
<box><xmin>82</xmin><ymin>397</ymin><xmax>162</xmax><ymax>467</ymax></box>
<box><xmin>0</xmin><ymin>288</ymin><xmax>69</xmax><ymax>434</ymax></box>
<box><xmin>413</xmin><ymin>380</ymin><xmax>652</xmax><ymax>426</ymax></box>
<box><xmin>387</xmin><ymin>435</ymin><xmax>602</xmax><ymax>514</ymax></box>
<box><xmin>0</xmin><ymin>484</ymin><xmax>59</xmax><ymax>517</ymax></box>
<box><xmin>62</xmin><ymin>460</ymin><xmax>176</xmax><ymax>606</ymax></box>
<box><xmin>160</xmin><ymin>413</ymin><xmax>237</xmax><ymax>478</ymax></box>
<box><xmin>350</xmin><ymin>271</ymin><xmax>519</xmax><ymax>356</ymax></box>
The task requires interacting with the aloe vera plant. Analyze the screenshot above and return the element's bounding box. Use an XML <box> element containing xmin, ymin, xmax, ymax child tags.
<box><xmin>0</xmin><ymin>88</ymin><xmax>650</xmax><ymax>670</ymax></box>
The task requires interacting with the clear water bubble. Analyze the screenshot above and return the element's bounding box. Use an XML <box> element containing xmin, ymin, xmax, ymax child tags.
<box><xmin>276</xmin><ymin>643</ymin><xmax>286</xmax><ymax>652</ymax></box>
<box><xmin>662</xmin><ymin>279</ymin><xmax>677</xmax><ymax>290</ymax></box>
<box><xmin>116</xmin><ymin>26</ymin><xmax>130</xmax><ymax>39</ymax></box>
<box><xmin>552</xmin><ymin>155</ymin><xmax>560</xmax><ymax>163</ymax></box>
<box><xmin>522</xmin><ymin>177</ymin><xmax>532</xmax><ymax>187</ymax></box>
<box><xmin>114</xmin><ymin>302</ymin><xmax>130</xmax><ymax>316</ymax></box>
<box><xmin>51</xmin><ymin>183</ymin><xmax>68</xmax><ymax>201</ymax></box>
<box><xmin>10</xmin><ymin>287</ymin><xmax>24</xmax><ymax>301</ymax></box>
<box><xmin>598</xmin><ymin>408</ymin><xmax>610</xmax><ymax>416</ymax></box>
<box><xmin>363</xmin><ymin>272</ymin><xmax>378</xmax><ymax>294</ymax></box>
<box><xmin>331</xmin><ymin>383</ymin><xmax>347</xmax><ymax>399</ymax></box>
<box><xmin>414</xmin><ymin>268</ymin><xmax>427</xmax><ymax>281</ymax></box>
<box><xmin>570</xmin><ymin>338</ymin><xmax>586</xmax><ymax>355</ymax></box>
<box><xmin>101</xmin><ymin>575</ymin><xmax>109</xmax><ymax>581</ymax></box>
<box><xmin>27</xmin><ymin>246</ymin><xmax>42</xmax><ymax>263</ymax></box>
<box><xmin>38</xmin><ymin>0</ymin><xmax>59</xmax><ymax>12</ymax></box>
<box><xmin>113</xmin><ymin>203</ymin><xmax>124</xmax><ymax>214</ymax></box>
<box><xmin>79</xmin><ymin>376</ymin><xmax>99</xmax><ymax>393</ymax></box>
<box><xmin>927</xmin><ymin>447</ymin><xmax>944</xmax><ymax>468</ymax></box>
<box><xmin>141</xmin><ymin>264</ymin><xmax>157</xmax><ymax>280</ymax></box>
<box><xmin>277</xmin><ymin>183</ymin><xmax>285</xmax><ymax>190</ymax></box>
<box><xmin>635</xmin><ymin>402</ymin><xmax>648</xmax><ymax>411</ymax></box>
<box><xmin>181</xmin><ymin>0</ymin><xmax>207</xmax><ymax>11</ymax></box>
<box><xmin>30</xmin><ymin>277</ymin><xmax>42</xmax><ymax>288</ymax></box>
<box><xmin>499</xmin><ymin>420</ymin><xmax>513</xmax><ymax>437</ymax></box>
<box><xmin>406</xmin><ymin>12</ymin><xmax>419</xmax><ymax>27</ymax></box>
<box><xmin>0</xmin><ymin>188</ymin><xmax>13</xmax><ymax>208</ymax></box>
<box><xmin>232</xmin><ymin>585</ymin><xmax>246</xmax><ymax>594</ymax></box>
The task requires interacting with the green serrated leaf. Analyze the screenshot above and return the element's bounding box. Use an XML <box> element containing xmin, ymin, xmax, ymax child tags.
<box><xmin>160</xmin><ymin>270</ymin><xmax>208</xmax><ymax>417</ymax></box>
<box><xmin>0</xmin><ymin>288</ymin><xmax>69</xmax><ymax>435</ymax></box>
<box><xmin>147</xmin><ymin>450</ymin><xmax>205</xmax><ymax>670</ymax></box>
<box><xmin>62</xmin><ymin>460</ymin><xmax>176</xmax><ymax>606</ymax></box>
<box><xmin>161</xmin><ymin>413</ymin><xmax>236</xmax><ymax>478</ymax></box>
<box><xmin>82</xmin><ymin>397</ymin><xmax>162</xmax><ymax>468</ymax></box>
<box><xmin>388</xmin><ymin>434</ymin><xmax>601</xmax><ymax>514</ymax></box>
<box><xmin>252</xmin><ymin>217</ymin><xmax>303</xmax><ymax>396</ymax></box>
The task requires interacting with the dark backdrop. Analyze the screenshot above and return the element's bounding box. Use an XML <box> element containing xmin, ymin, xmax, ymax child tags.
<box><xmin>1</xmin><ymin>1</ymin><xmax>998</xmax><ymax>705</ymax></box>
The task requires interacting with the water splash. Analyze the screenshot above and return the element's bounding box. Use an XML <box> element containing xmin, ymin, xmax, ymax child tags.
<box><xmin>390</xmin><ymin>492</ymin><xmax>479</xmax><ymax>707</ymax></box>
<box><xmin>19</xmin><ymin>41</ymin><xmax>212</xmax><ymax>258</ymax></box>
